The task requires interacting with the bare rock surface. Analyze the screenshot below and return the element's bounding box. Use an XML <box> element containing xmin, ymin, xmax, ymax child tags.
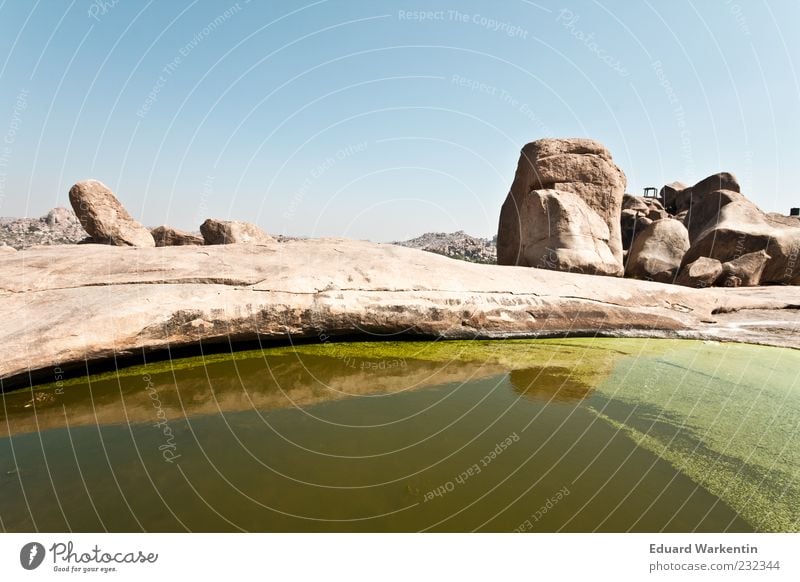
<box><xmin>0</xmin><ymin>239</ymin><xmax>797</xmax><ymax>388</ymax></box>
<box><xmin>69</xmin><ymin>180</ymin><xmax>155</xmax><ymax>247</ymax></box>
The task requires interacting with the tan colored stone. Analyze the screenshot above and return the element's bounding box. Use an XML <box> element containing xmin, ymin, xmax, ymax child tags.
<box><xmin>200</xmin><ymin>219</ymin><xmax>274</xmax><ymax>245</ymax></box>
<box><xmin>68</xmin><ymin>180</ymin><xmax>154</xmax><ymax>247</ymax></box>
<box><xmin>498</xmin><ymin>138</ymin><xmax>626</xmax><ymax>266</ymax></box>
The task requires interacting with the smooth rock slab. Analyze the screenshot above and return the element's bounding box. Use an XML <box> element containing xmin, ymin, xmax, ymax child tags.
<box><xmin>0</xmin><ymin>238</ymin><xmax>797</xmax><ymax>388</ymax></box>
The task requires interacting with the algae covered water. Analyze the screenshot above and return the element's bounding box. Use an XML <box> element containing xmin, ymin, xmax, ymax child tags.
<box><xmin>1</xmin><ymin>339</ymin><xmax>798</xmax><ymax>532</ymax></box>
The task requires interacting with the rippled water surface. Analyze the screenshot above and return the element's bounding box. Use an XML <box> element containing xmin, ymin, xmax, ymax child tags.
<box><xmin>1</xmin><ymin>339</ymin><xmax>798</xmax><ymax>532</ymax></box>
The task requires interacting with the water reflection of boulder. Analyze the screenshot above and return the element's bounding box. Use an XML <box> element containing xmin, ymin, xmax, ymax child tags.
<box><xmin>509</xmin><ymin>366</ymin><xmax>596</xmax><ymax>403</ymax></box>
<box><xmin>1</xmin><ymin>353</ymin><xmax>505</xmax><ymax>436</ymax></box>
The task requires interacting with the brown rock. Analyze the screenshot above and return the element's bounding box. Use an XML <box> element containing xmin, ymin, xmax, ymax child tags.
<box><xmin>622</xmin><ymin>194</ymin><xmax>649</xmax><ymax>214</ymax></box>
<box><xmin>660</xmin><ymin>181</ymin><xmax>688</xmax><ymax>214</ymax></box>
<box><xmin>497</xmin><ymin>189</ymin><xmax>622</xmax><ymax>276</ymax></box>
<box><xmin>676</xmin><ymin>257</ymin><xmax>723</xmax><ymax>288</ymax></box>
<box><xmin>644</xmin><ymin>198</ymin><xmax>670</xmax><ymax>221</ymax></box>
<box><xmin>685</xmin><ymin>189</ymin><xmax>748</xmax><ymax>243</ymax></box>
<box><xmin>68</xmin><ymin>180</ymin><xmax>155</xmax><ymax>247</ymax></box>
<box><xmin>721</xmin><ymin>250</ymin><xmax>770</xmax><ymax>286</ymax></box>
<box><xmin>682</xmin><ymin>194</ymin><xmax>800</xmax><ymax>284</ymax></box>
<box><xmin>663</xmin><ymin>174</ymin><xmax>739</xmax><ymax>216</ymax></box>
<box><xmin>625</xmin><ymin>218</ymin><xmax>690</xmax><ymax>282</ymax></box>
<box><xmin>621</xmin><ymin>210</ymin><xmax>653</xmax><ymax>251</ymax></box>
<box><xmin>0</xmin><ymin>244</ymin><xmax>16</xmax><ymax>253</ymax></box>
<box><xmin>151</xmin><ymin>225</ymin><xmax>204</xmax><ymax>247</ymax></box>
<box><xmin>498</xmin><ymin>138</ymin><xmax>626</xmax><ymax>266</ymax></box>
<box><xmin>200</xmin><ymin>219</ymin><xmax>274</xmax><ymax>245</ymax></box>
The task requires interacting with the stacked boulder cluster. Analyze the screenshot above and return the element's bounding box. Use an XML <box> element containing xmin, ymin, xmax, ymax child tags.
<box><xmin>66</xmin><ymin>179</ymin><xmax>274</xmax><ymax>248</ymax></box>
<box><xmin>497</xmin><ymin>138</ymin><xmax>800</xmax><ymax>287</ymax></box>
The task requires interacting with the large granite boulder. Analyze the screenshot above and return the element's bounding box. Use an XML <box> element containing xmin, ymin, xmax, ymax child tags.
<box><xmin>68</xmin><ymin>180</ymin><xmax>155</xmax><ymax>247</ymax></box>
<box><xmin>664</xmin><ymin>173</ymin><xmax>739</xmax><ymax>216</ymax></box>
<box><xmin>200</xmin><ymin>219</ymin><xmax>274</xmax><ymax>245</ymax></box>
<box><xmin>497</xmin><ymin>188</ymin><xmax>622</xmax><ymax>277</ymax></box>
<box><xmin>681</xmin><ymin>192</ymin><xmax>800</xmax><ymax>285</ymax></box>
<box><xmin>151</xmin><ymin>225</ymin><xmax>204</xmax><ymax>247</ymax></box>
<box><xmin>675</xmin><ymin>257</ymin><xmax>724</xmax><ymax>288</ymax></box>
<box><xmin>684</xmin><ymin>189</ymin><xmax>747</xmax><ymax>243</ymax></box>
<box><xmin>625</xmin><ymin>218</ymin><xmax>690</xmax><ymax>282</ymax></box>
<box><xmin>498</xmin><ymin>138</ymin><xmax>626</xmax><ymax>268</ymax></box>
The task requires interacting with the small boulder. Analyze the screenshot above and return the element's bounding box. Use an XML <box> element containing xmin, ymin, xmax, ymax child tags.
<box><xmin>675</xmin><ymin>257</ymin><xmax>723</xmax><ymax>288</ymax></box>
<box><xmin>721</xmin><ymin>250</ymin><xmax>771</xmax><ymax>286</ymax></box>
<box><xmin>625</xmin><ymin>218</ymin><xmax>690</xmax><ymax>282</ymax></box>
<box><xmin>151</xmin><ymin>225</ymin><xmax>204</xmax><ymax>247</ymax></box>
<box><xmin>622</xmin><ymin>194</ymin><xmax>649</xmax><ymax>214</ymax></box>
<box><xmin>0</xmin><ymin>244</ymin><xmax>17</xmax><ymax>253</ymax></box>
<box><xmin>200</xmin><ymin>219</ymin><xmax>274</xmax><ymax>245</ymax></box>
<box><xmin>660</xmin><ymin>181</ymin><xmax>688</xmax><ymax>214</ymax></box>
<box><xmin>643</xmin><ymin>198</ymin><xmax>670</xmax><ymax>221</ymax></box>
<box><xmin>68</xmin><ymin>180</ymin><xmax>155</xmax><ymax>247</ymax></box>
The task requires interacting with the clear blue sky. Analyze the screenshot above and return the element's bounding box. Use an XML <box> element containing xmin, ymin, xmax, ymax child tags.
<box><xmin>1</xmin><ymin>0</ymin><xmax>798</xmax><ymax>240</ymax></box>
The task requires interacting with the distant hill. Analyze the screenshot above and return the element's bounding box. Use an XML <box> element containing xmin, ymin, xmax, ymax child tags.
<box><xmin>0</xmin><ymin>207</ymin><xmax>86</xmax><ymax>250</ymax></box>
<box><xmin>394</xmin><ymin>230</ymin><xmax>497</xmax><ymax>264</ymax></box>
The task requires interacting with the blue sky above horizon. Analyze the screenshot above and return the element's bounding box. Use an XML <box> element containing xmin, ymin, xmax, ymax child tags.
<box><xmin>0</xmin><ymin>0</ymin><xmax>798</xmax><ymax>241</ymax></box>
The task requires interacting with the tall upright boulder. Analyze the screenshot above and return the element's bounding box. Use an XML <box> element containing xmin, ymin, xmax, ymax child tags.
<box><xmin>68</xmin><ymin>180</ymin><xmax>154</xmax><ymax>247</ymax></box>
<box><xmin>498</xmin><ymin>138</ymin><xmax>627</xmax><ymax>272</ymax></box>
<box><xmin>497</xmin><ymin>189</ymin><xmax>622</xmax><ymax>277</ymax></box>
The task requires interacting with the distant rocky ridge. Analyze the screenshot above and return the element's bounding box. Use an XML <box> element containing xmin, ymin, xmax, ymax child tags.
<box><xmin>393</xmin><ymin>231</ymin><xmax>497</xmax><ymax>264</ymax></box>
<box><xmin>0</xmin><ymin>207</ymin><xmax>86</xmax><ymax>250</ymax></box>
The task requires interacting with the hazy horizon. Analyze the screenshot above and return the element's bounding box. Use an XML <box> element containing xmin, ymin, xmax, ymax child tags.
<box><xmin>1</xmin><ymin>1</ymin><xmax>798</xmax><ymax>242</ymax></box>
